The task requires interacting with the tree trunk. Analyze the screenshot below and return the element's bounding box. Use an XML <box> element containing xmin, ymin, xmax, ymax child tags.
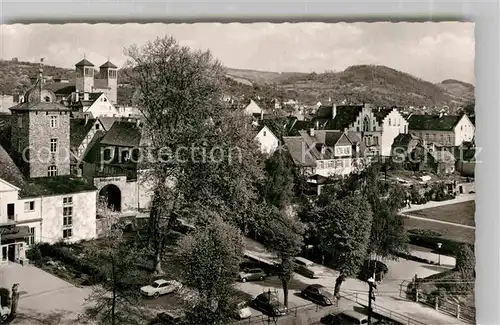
<box><xmin>334</xmin><ymin>274</ymin><xmax>345</xmax><ymax>299</ymax></box>
<box><xmin>154</xmin><ymin>252</ymin><xmax>164</xmax><ymax>275</ymax></box>
<box><xmin>111</xmin><ymin>256</ymin><xmax>116</xmax><ymax>325</ymax></box>
<box><xmin>282</xmin><ymin>280</ymin><xmax>289</xmax><ymax>308</ymax></box>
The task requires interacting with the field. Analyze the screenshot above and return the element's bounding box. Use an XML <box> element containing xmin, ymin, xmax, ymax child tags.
<box><xmin>409</xmin><ymin>201</ymin><xmax>476</xmax><ymax>226</ymax></box>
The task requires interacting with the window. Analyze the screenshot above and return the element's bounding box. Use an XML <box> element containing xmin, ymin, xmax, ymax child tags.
<box><xmin>50</xmin><ymin>138</ymin><xmax>58</xmax><ymax>153</ymax></box>
<box><xmin>374</xmin><ymin>136</ymin><xmax>379</xmax><ymax>146</ymax></box>
<box><xmin>104</xmin><ymin>98</ymin><xmax>107</xmax><ymax>102</ymax></box>
<box><xmin>404</xmin><ymin>125</ymin><xmax>407</xmax><ymax>133</ymax></box>
<box><xmin>263</xmin><ymin>131</ymin><xmax>267</xmax><ymax>136</ymax></box>
<box><xmin>63</xmin><ymin>196</ymin><xmax>73</xmax><ymax>206</ymax></box>
<box><xmin>44</xmin><ymin>96</ymin><xmax>51</xmax><ymax>103</ymax></box>
<box><xmin>7</xmin><ymin>204</ymin><xmax>14</xmax><ymax>220</ymax></box>
<box><xmin>17</xmin><ymin>116</ymin><xmax>22</xmax><ymax>128</ymax></box>
<box><xmin>48</xmin><ymin>165</ymin><xmax>58</xmax><ymax>177</ymax></box>
<box><xmin>372</xmin><ymin>126</ymin><xmax>376</xmax><ymax>131</ymax></box>
<box><xmin>25</xmin><ymin>227</ymin><xmax>35</xmax><ymax>246</ymax></box>
<box><xmin>84</xmin><ymin>67</ymin><xmax>93</xmax><ymax>76</ymax></box>
<box><xmin>356</xmin><ymin>127</ymin><xmax>360</xmax><ymax>132</ymax></box>
<box><xmin>95</xmin><ymin>123</ymin><xmax>100</xmax><ymax>130</ymax></box>
<box><xmin>24</xmin><ymin>201</ymin><xmax>35</xmax><ymax>212</ymax></box>
<box><xmin>447</xmin><ymin>135</ymin><xmax>452</xmax><ymax>144</ymax></box>
<box><xmin>50</xmin><ymin>116</ymin><xmax>58</xmax><ymax>128</ymax></box>
<box><xmin>63</xmin><ymin>228</ymin><xmax>72</xmax><ymax>239</ymax></box>
<box><xmin>63</xmin><ymin>207</ymin><xmax>73</xmax><ymax>226</ymax></box>
<box><xmin>318</xmin><ymin>161</ymin><xmax>324</xmax><ymax>169</ymax></box>
<box><xmin>388</xmin><ymin>119</ymin><xmax>391</xmax><ymax>126</ymax></box>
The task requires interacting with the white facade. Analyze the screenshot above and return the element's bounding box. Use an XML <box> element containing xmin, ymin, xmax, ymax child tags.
<box><xmin>254</xmin><ymin>126</ymin><xmax>280</xmax><ymax>155</ymax></box>
<box><xmin>244</xmin><ymin>100</ymin><xmax>263</xmax><ymax>116</ymax></box>
<box><xmin>453</xmin><ymin>115</ymin><xmax>475</xmax><ymax>146</ymax></box>
<box><xmin>380</xmin><ymin>109</ymin><xmax>409</xmax><ymax>156</ymax></box>
<box><xmin>84</xmin><ymin>93</ymin><xmax>121</xmax><ymax>118</ymax></box>
<box><xmin>0</xmin><ymin>177</ymin><xmax>98</xmax><ymax>246</ymax></box>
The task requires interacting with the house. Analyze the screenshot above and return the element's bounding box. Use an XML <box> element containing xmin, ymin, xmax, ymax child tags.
<box><xmin>312</xmin><ymin>103</ymin><xmax>408</xmax><ymax>157</ymax></box>
<box><xmin>81</xmin><ymin>120</ymin><xmax>154</xmax><ymax>213</ymax></box>
<box><xmin>68</xmin><ymin>92</ymin><xmax>120</xmax><ymax>118</ymax></box>
<box><xmin>70</xmin><ymin>116</ymin><xmax>106</xmax><ymax>176</ymax></box>
<box><xmin>244</xmin><ymin>99</ymin><xmax>263</xmax><ymax>116</ymax></box>
<box><xmin>283</xmin><ymin>129</ymin><xmax>367</xmax><ymax>177</ymax></box>
<box><xmin>391</xmin><ymin>133</ymin><xmax>422</xmax><ymax>163</ymax></box>
<box><xmin>407</xmin><ymin>113</ymin><xmax>475</xmax><ymax>147</ymax></box>
<box><xmin>426</xmin><ymin>149</ymin><xmax>456</xmax><ymax>175</ymax></box>
<box><xmin>253</xmin><ymin>124</ymin><xmax>280</xmax><ymax>155</ymax></box>
<box><xmin>454</xmin><ymin>141</ymin><xmax>476</xmax><ymax>177</ymax></box>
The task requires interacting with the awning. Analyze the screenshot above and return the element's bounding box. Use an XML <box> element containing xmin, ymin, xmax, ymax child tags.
<box><xmin>0</xmin><ymin>226</ymin><xmax>30</xmax><ymax>241</ymax></box>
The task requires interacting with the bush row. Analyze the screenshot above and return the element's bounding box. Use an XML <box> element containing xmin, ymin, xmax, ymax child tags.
<box><xmin>407</xmin><ymin>234</ymin><xmax>463</xmax><ymax>257</ymax></box>
<box><xmin>27</xmin><ymin>242</ymin><xmax>105</xmax><ymax>285</ymax></box>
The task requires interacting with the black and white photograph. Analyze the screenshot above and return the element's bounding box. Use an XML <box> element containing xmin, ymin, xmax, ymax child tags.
<box><xmin>0</xmin><ymin>22</ymin><xmax>475</xmax><ymax>325</ymax></box>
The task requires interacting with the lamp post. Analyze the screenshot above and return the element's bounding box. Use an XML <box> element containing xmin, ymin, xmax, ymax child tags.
<box><xmin>367</xmin><ymin>277</ymin><xmax>377</xmax><ymax>325</ymax></box>
<box><xmin>437</xmin><ymin>242</ymin><xmax>442</xmax><ymax>265</ymax></box>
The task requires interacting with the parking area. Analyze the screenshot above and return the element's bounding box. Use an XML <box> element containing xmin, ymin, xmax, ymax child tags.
<box><xmin>0</xmin><ymin>262</ymin><xmax>92</xmax><ymax>325</ymax></box>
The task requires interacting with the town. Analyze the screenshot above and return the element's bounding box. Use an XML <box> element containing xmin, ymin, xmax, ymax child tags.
<box><xmin>0</xmin><ymin>28</ymin><xmax>475</xmax><ymax>325</ymax></box>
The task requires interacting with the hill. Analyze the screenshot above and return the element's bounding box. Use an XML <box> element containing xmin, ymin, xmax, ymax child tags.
<box><xmin>0</xmin><ymin>59</ymin><xmax>474</xmax><ymax>112</ymax></box>
<box><xmin>225</xmin><ymin>65</ymin><xmax>475</xmax><ymax>110</ymax></box>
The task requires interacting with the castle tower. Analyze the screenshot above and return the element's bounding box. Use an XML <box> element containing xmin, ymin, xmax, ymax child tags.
<box><xmin>99</xmin><ymin>60</ymin><xmax>118</xmax><ymax>104</ymax></box>
<box><xmin>75</xmin><ymin>58</ymin><xmax>95</xmax><ymax>93</ymax></box>
<box><xmin>10</xmin><ymin>59</ymin><xmax>71</xmax><ymax>178</ymax></box>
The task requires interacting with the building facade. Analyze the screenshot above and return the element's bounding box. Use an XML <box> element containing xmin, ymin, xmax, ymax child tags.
<box><xmin>408</xmin><ymin>114</ymin><xmax>475</xmax><ymax>147</ymax></box>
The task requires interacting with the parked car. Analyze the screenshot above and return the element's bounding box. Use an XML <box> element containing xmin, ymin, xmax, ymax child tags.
<box><xmin>301</xmin><ymin>284</ymin><xmax>335</xmax><ymax>306</ymax></box>
<box><xmin>233</xmin><ymin>301</ymin><xmax>252</xmax><ymax>319</ymax></box>
<box><xmin>140</xmin><ymin>279</ymin><xmax>182</xmax><ymax>298</ymax></box>
<box><xmin>238</xmin><ymin>268</ymin><xmax>266</xmax><ymax>282</ymax></box>
<box><xmin>357</xmin><ymin>260</ymin><xmax>388</xmax><ymax>282</ymax></box>
<box><xmin>321</xmin><ymin>309</ymin><xmax>378</xmax><ymax>325</ymax></box>
<box><xmin>154</xmin><ymin>310</ymin><xmax>187</xmax><ymax>324</ymax></box>
<box><xmin>252</xmin><ymin>292</ymin><xmax>288</xmax><ymax>317</ymax></box>
<box><xmin>294</xmin><ymin>257</ymin><xmax>320</xmax><ymax>279</ymax></box>
<box><xmin>171</xmin><ymin>218</ymin><xmax>196</xmax><ymax>235</ymax></box>
<box><xmin>0</xmin><ymin>305</ymin><xmax>10</xmax><ymax>321</ymax></box>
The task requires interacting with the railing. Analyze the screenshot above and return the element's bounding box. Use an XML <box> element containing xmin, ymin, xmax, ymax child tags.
<box><xmin>342</xmin><ymin>292</ymin><xmax>427</xmax><ymax>325</ymax></box>
<box><xmin>235</xmin><ymin>299</ymin><xmax>340</xmax><ymax>325</ymax></box>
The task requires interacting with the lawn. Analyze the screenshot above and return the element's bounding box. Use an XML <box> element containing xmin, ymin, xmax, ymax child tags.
<box><xmin>410</xmin><ymin>201</ymin><xmax>476</xmax><ymax>226</ymax></box>
<box><xmin>403</xmin><ymin>217</ymin><xmax>475</xmax><ymax>244</ymax></box>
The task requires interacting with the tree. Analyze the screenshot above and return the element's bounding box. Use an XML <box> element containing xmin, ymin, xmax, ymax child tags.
<box><xmin>173</xmin><ymin>214</ymin><xmax>243</xmax><ymax>325</ymax></box>
<box><xmin>261</xmin><ymin>207</ymin><xmax>304</xmax><ymax>308</ymax></box>
<box><xmin>454</xmin><ymin>244</ymin><xmax>475</xmax><ymax>292</ymax></box>
<box><xmin>314</xmin><ymin>194</ymin><xmax>373</xmax><ymax>297</ymax></box>
<box><xmin>125</xmin><ymin>36</ymin><xmax>264</xmax><ymax>272</ymax></box>
<box><xmin>260</xmin><ymin>149</ymin><xmax>295</xmax><ymax>210</ymax></box>
<box><xmin>79</xmin><ymin>205</ymin><xmax>145</xmax><ymax>325</ymax></box>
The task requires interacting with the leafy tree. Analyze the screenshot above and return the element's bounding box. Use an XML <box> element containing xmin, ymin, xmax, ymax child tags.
<box><xmin>125</xmin><ymin>36</ymin><xmax>265</xmax><ymax>273</ymax></box>
<box><xmin>314</xmin><ymin>194</ymin><xmax>373</xmax><ymax>297</ymax></box>
<box><xmin>454</xmin><ymin>244</ymin><xmax>475</xmax><ymax>292</ymax></box>
<box><xmin>260</xmin><ymin>149</ymin><xmax>295</xmax><ymax>210</ymax></box>
<box><xmin>173</xmin><ymin>214</ymin><xmax>243</xmax><ymax>325</ymax></box>
<box><xmin>260</xmin><ymin>206</ymin><xmax>304</xmax><ymax>307</ymax></box>
<box><xmin>79</xmin><ymin>206</ymin><xmax>145</xmax><ymax>325</ymax></box>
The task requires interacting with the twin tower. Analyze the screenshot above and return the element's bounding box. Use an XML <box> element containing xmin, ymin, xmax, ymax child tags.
<box><xmin>74</xmin><ymin>58</ymin><xmax>118</xmax><ymax>104</ymax></box>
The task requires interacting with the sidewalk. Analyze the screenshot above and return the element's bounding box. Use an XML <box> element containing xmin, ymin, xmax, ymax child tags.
<box><xmin>400</xmin><ymin>194</ymin><xmax>475</xmax><ymax>213</ymax></box>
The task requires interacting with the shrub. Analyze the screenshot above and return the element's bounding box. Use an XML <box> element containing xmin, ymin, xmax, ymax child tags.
<box><xmin>26</xmin><ymin>243</ymin><xmax>43</xmax><ymax>265</ymax></box>
<box><xmin>408</xmin><ymin>229</ymin><xmax>442</xmax><ymax>237</ymax></box>
<box><xmin>407</xmin><ymin>234</ymin><xmax>462</xmax><ymax>256</ymax></box>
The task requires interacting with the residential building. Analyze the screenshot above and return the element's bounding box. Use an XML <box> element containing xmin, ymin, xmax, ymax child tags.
<box><xmin>407</xmin><ymin>113</ymin><xmax>475</xmax><ymax>147</ymax></box>
<box><xmin>391</xmin><ymin>133</ymin><xmax>422</xmax><ymax>163</ymax></box>
<box><xmin>253</xmin><ymin>125</ymin><xmax>280</xmax><ymax>155</ymax></box>
<box><xmin>283</xmin><ymin>129</ymin><xmax>367</xmax><ymax>177</ymax></box>
<box><xmin>427</xmin><ymin>149</ymin><xmax>456</xmax><ymax>175</ymax></box>
<box><xmin>313</xmin><ymin>103</ymin><xmax>408</xmax><ymax>157</ymax></box>
<box><xmin>244</xmin><ymin>99</ymin><xmax>263</xmax><ymax>116</ymax></box>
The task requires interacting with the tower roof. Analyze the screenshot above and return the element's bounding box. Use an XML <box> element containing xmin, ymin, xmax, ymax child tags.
<box><xmin>75</xmin><ymin>58</ymin><xmax>95</xmax><ymax>67</ymax></box>
<box><xmin>100</xmin><ymin>60</ymin><xmax>118</xmax><ymax>69</ymax></box>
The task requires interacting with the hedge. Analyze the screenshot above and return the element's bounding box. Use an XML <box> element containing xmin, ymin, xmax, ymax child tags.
<box><xmin>407</xmin><ymin>234</ymin><xmax>463</xmax><ymax>256</ymax></box>
<box><xmin>33</xmin><ymin>242</ymin><xmax>105</xmax><ymax>284</ymax></box>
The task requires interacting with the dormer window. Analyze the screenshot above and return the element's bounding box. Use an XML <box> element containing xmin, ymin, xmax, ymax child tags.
<box><xmin>95</xmin><ymin>123</ymin><xmax>100</xmax><ymax>130</ymax></box>
<box><xmin>44</xmin><ymin>96</ymin><xmax>51</xmax><ymax>103</ymax></box>
<box><xmin>104</xmin><ymin>98</ymin><xmax>107</xmax><ymax>102</ymax></box>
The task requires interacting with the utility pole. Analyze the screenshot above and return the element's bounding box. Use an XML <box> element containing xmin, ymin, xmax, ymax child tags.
<box><xmin>367</xmin><ymin>277</ymin><xmax>377</xmax><ymax>325</ymax></box>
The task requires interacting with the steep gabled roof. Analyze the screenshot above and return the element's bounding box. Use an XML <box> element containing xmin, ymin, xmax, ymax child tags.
<box><xmin>373</xmin><ymin>108</ymin><xmax>394</xmax><ymax>123</ymax></box>
<box><xmin>100</xmin><ymin>121</ymin><xmax>142</xmax><ymax>147</ymax></box>
<box><xmin>408</xmin><ymin>114</ymin><xmax>463</xmax><ymax>131</ymax></box>
<box><xmin>392</xmin><ymin>133</ymin><xmax>421</xmax><ymax>147</ymax></box>
<box><xmin>100</xmin><ymin>61</ymin><xmax>118</xmax><ymax>69</ymax></box>
<box><xmin>98</xmin><ymin>117</ymin><xmax>120</xmax><ymax>131</ymax></box>
<box><xmin>44</xmin><ymin>83</ymin><xmax>76</xmax><ymax>95</ymax></box>
<box><xmin>70</xmin><ymin>118</ymin><xmax>97</xmax><ymax>148</ymax></box>
<box><xmin>320</xmin><ymin>105</ymin><xmax>364</xmax><ymax>130</ymax></box>
<box><xmin>9</xmin><ymin>101</ymin><xmax>72</xmax><ymax>112</ymax></box>
<box><xmin>0</xmin><ymin>144</ymin><xmax>26</xmax><ymax>191</ymax></box>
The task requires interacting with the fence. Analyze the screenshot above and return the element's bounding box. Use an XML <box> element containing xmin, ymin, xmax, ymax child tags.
<box><xmin>236</xmin><ymin>292</ymin><xmax>340</xmax><ymax>325</ymax></box>
<box><xmin>399</xmin><ymin>280</ymin><xmax>476</xmax><ymax>324</ymax></box>
<box><xmin>342</xmin><ymin>292</ymin><xmax>427</xmax><ymax>325</ymax></box>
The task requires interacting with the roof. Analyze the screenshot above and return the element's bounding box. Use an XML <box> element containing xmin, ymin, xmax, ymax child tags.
<box><xmin>286</xmin><ymin>120</ymin><xmax>314</xmax><ymax>136</ymax></box>
<box><xmin>44</xmin><ymin>83</ymin><xmax>76</xmax><ymax>95</ymax></box>
<box><xmin>154</xmin><ymin>279</ymin><xmax>168</xmax><ymax>285</ymax></box>
<box><xmin>408</xmin><ymin>114</ymin><xmax>463</xmax><ymax>131</ymax></box>
<box><xmin>428</xmin><ymin>150</ymin><xmax>456</xmax><ymax>164</ymax></box>
<box><xmin>9</xmin><ymin>101</ymin><xmax>72</xmax><ymax>112</ymax></box>
<box><xmin>318</xmin><ymin>105</ymin><xmax>364</xmax><ymax>130</ymax></box>
<box><xmin>82</xmin><ymin>131</ymin><xmax>107</xmax><ymax>163</ymax></box>
<box><xmin>100</xmin><ymin>60</ymin><xmax>118</xmax><ymax>69</ymax></box>
<box><xmin>100</xmin><ymin>121</ymin><xmax>142</xmax><ymax>147</ymax></box>
<box><xmin>373</xmin><ymin>107</ymin><xmax>394</xmax><ymax>123</ymax></box>
<box><xmin>23</xmin><ymin>176</ymin><xmax>97</xmax><ymax>198</ymax></box>
<box><xmin>98</xmin><ymin>117</ymin><xmax>119</xmax><ymax>131</ymax></box>
<box><xmin>0</xmin><ymin>144</ymin><xmax>26</xmax><ymax>190</ymax></box>
<box><xmin>75</xmin><ymin>58</ymin><xmax>95</xmax><ymax>67</ymax></box>
<box><xmin>70</xmin><ymin>118</ymin><xmax>97</xmax><ymax>148</ymax></box>
<box><xmin>392</xmin><ymin>133</ymin><xmax>421</xmax><ymax>147</ymax></box>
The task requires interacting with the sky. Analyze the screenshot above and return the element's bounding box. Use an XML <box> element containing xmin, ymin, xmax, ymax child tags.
<box><xmin>0</xmin><ymin>22</ymin><xmax>474</xmax><ymax>84</ymax></box>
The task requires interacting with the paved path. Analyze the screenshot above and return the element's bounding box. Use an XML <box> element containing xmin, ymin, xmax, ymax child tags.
<box><xmin>400</xmin><ymin>194</ymin><xmax>475</xmax><ymax>213</ymax></box>
<box><xmin>401</xmin><ymin>213</ymin><xmax>475</xmax><ymax>229</ymax></box>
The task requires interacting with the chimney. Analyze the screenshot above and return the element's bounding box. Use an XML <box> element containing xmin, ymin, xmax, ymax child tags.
<box><xmin>332</xmin><ymin>104</ymin><xmax>337</xmax><ymax>119</ymax></box>
<box><xmin>75</xmin><ymin>91</ymin><xmax>79</xmax><ymax>102</ymax></box>
<box><xmin>83</xmin><ymin>92</ymin><xmax>89</xmax><ymax>101</ymax></box>
<box><xmin>136</xmin><ymin>119</ymin><xmax>141</xmax><ymax>127</ymax></box>
<box><xmin>84</xmin><ymin>114</ymin><xmax>89</xmax><ymax>125</ymax></box>
<box><xmin>260</xmin><ymin>110</ymin><xmax>264</xmax><ymax>120</ymax></box>
<box><xmin>310</xmin><ymin>128</ymin><xmax>315</xmax><ymax>137</ymax></box>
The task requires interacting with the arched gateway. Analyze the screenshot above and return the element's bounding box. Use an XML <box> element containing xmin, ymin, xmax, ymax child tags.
<box><xmin>98</xmin><ymin>184</ymin><xmax>122</xmax><ymax>212</ymax></box>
